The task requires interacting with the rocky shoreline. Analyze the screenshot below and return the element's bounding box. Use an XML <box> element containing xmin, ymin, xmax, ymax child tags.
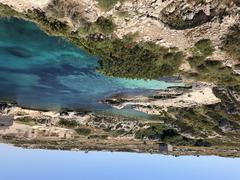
<box><xmin>0</xmin><ymin>83</ymin><xmax>239</xmax><ymax>157</ymax></box>
<box><xmin>101</xmin><ymin>82</ymin><xmax>221</xmax><ymax>115</ymax></box>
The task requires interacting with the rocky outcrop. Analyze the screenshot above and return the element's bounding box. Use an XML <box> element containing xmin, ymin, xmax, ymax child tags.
<box><xmin>213</xmin><ymin>86</ymin><xmax>240</xmax><ymax>115</ymax></box>
<box><xmin>160</xmin><ymin>0</ymin><xmax>225</xmax><ymax>29</ymax></box>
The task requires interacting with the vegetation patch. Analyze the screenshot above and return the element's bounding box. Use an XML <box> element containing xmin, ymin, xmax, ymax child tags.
<box><xmin>135</xmin><ymin>123</ymin><xmax>194</xmax><ymax>146</ymax></box>
<box><xmin>77</xmin><ymin>16</ymin><xmax>116</xmax><ymax>36</ymax></box>
<box><xmin>88</xmin><ymin>134</ymin><xmax>108</xmax><ymax>139</ymax></box>
<box><xmin>135</xmin><ymin>123</ymin><xmax>167</xmax><ymax>139</ymax></box>
<box><xmin>94</xmin><ymin>37</ymin><xmax>184</xmax><ymax>79</ymax></box>
<box><xmin>75</xmin><ymin>127</ymin><xmax>92</xmax><ymax>136</ymax></box>
<box><xmin>186</xmin><ymin>39</ymin><xmax>239</xmax><ymax>86</ymax></box>
<box><xmin>15</xmin><ymin>117</ymin><xmax>49</xmax><ymax>125</ymax></box>
<box><xmin>68</xmin><ymin>29</ymin><xmax>184</xmax><ymax>79</ymax></box>
<box><xmin>0</xmin><ymin>4</ymin><xmax>22</xmax><ymax>17</ymax></box>
<box><xmin>96</xmin><ymin>0</ymin><xmax>124</xmax><ymax>10</ymax></box>
<box><xmin>188</xmin><ymin>39</ymin><xmax>214</xmax><ymax>67</ymax></box>
<box><xmin>26</xmin><ymin>9</ymin><xmax>69</xmax><ymax>35</ymax></box>
<box><xmin>15</xmin><ymin>117</ymin><xmax>34</xmax><ymax>125</ymax></box>
<box><xmin>95</xmin><ymin>16</ymin><xmax>116</xmax><ymax>34</ymax></box>
<box><xmin>162</xmin><ymin>87</ymin><xmax>240</xmax><ymax>148</ymax></box>
<box><xmin>59</xmin><ymin>119</ymin><xmax>78</xmax><ymax>128</ymax></box>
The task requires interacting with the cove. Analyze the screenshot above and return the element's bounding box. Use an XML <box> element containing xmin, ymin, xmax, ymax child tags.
<box><xmin>0</xmin><ymin>18</ymin><xmax>181</xmax><ymax>111</ymax></box>
<box><xmin>0</xmin><ymin>144</ymin><xmax>240</xmax><ymax>180</ymax></box>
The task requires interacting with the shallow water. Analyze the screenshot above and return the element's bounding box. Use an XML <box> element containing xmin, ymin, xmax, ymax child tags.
<box><xmin>0</xmin><ymin>144</ymin><xmax>239</xmax><ymax>180</ymax></box>
<box><xmin>0</xmin><ymin>18</ymin><xmax>181</xmax><ymax>111</ymax></box>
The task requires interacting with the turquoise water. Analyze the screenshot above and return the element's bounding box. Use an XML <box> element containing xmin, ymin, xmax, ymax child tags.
<box><xmin>0</xmin><ymin>144</ymin><xmax>239</xmax><ymax>180</ymax></box>
<box><xmin>0</xmin><ymin>19</ymin><xmax>239</xmax><ymax>180</ymax></box>
<box><xmin>0</xmin><ymin>18</ymin><xmax>181</xmax><ymax>111</ymax></box>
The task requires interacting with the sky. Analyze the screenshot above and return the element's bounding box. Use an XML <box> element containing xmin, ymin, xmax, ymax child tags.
<box><xmin>0</xmin><ymin>144</ymin><xmax>239</xmax><ymax>180</ymax></box>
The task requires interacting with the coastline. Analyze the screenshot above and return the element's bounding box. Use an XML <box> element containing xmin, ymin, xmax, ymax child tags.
<box><xmin>0</xmin><ymin>83</ymin><xmax>240</xmax><ymax>157</ymax></box>
<box><xmin>0</xmin><ymin>1</ymin><xmax>239</xmax><ymax>157</ymax></box>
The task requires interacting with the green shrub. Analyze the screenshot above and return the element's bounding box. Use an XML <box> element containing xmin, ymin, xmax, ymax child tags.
<box><xmin>135</xmin><ymin>123</ymin><xmax>167</xmax><ymax>139</ymax></box>
<box><xmin>188</xmin><ymin>39</ymin><xmax>214</xmax><ymax>67</ymax></box>
<box><xmin>68</xmin><ymin>32</ymin><xmax>184</xmax><ymax>79</ymax></box>
<box><xmin>185</xmin><ymin>39</ymin><xmax>240</xmax><ymax>86</ymax></box>
<box><xmin>195</xmin><ymin>39</ymin><xmax>214</xmax><ymax>57</ymax></box>
<box><xmin>26</xmin><ymin>9</ymin><xmax>69</xmax><ymax>35</ymax></box>
<box><xmin>95</xmin><ymin>38</ymin><xmax>184</xmax><ymax>79</ymax></box>
<box><xmin>95</xmin><ymin>16</ymin><xmax>116</xmax><ymax>34</ymax></box>
<box><xmin>161</xmin><ymin>129</ymin><xmax>195</xmax><ymax>146</ymax></box>
<box><xmin>77</xmin><ymin>16</ymin><xmax>116</xmax><ymax>36</ymax></box>
<box><xmin>135</xmin><ymin>123</ymin><xmax>194</xmax><ymax>146</ymax></box>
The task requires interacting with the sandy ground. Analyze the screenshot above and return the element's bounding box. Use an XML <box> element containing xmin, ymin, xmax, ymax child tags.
<box><xmin>6</xmin><ymin>106</ymin><xmax>59</xmax><ymax>118</ymax></box>
<box><xmin>1</xmin><ymin>106</ymin><xmax>92</xmax><ymax>124</ymax></box>
<box><xmin>0</xmin><ymin>121</ymin><xmax>74</xmax><ymax>139</ymax></box>
<box><xmin>0</xmin><ymin>0</ymin><xmax>51</xmax><ymax>11</ymax></box>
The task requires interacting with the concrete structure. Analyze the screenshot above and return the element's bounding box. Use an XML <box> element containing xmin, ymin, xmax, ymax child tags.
<box><xmin>159</xmin><ymin>143</ymin><xmax>173</xmax><ymax>153</ymax></box>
